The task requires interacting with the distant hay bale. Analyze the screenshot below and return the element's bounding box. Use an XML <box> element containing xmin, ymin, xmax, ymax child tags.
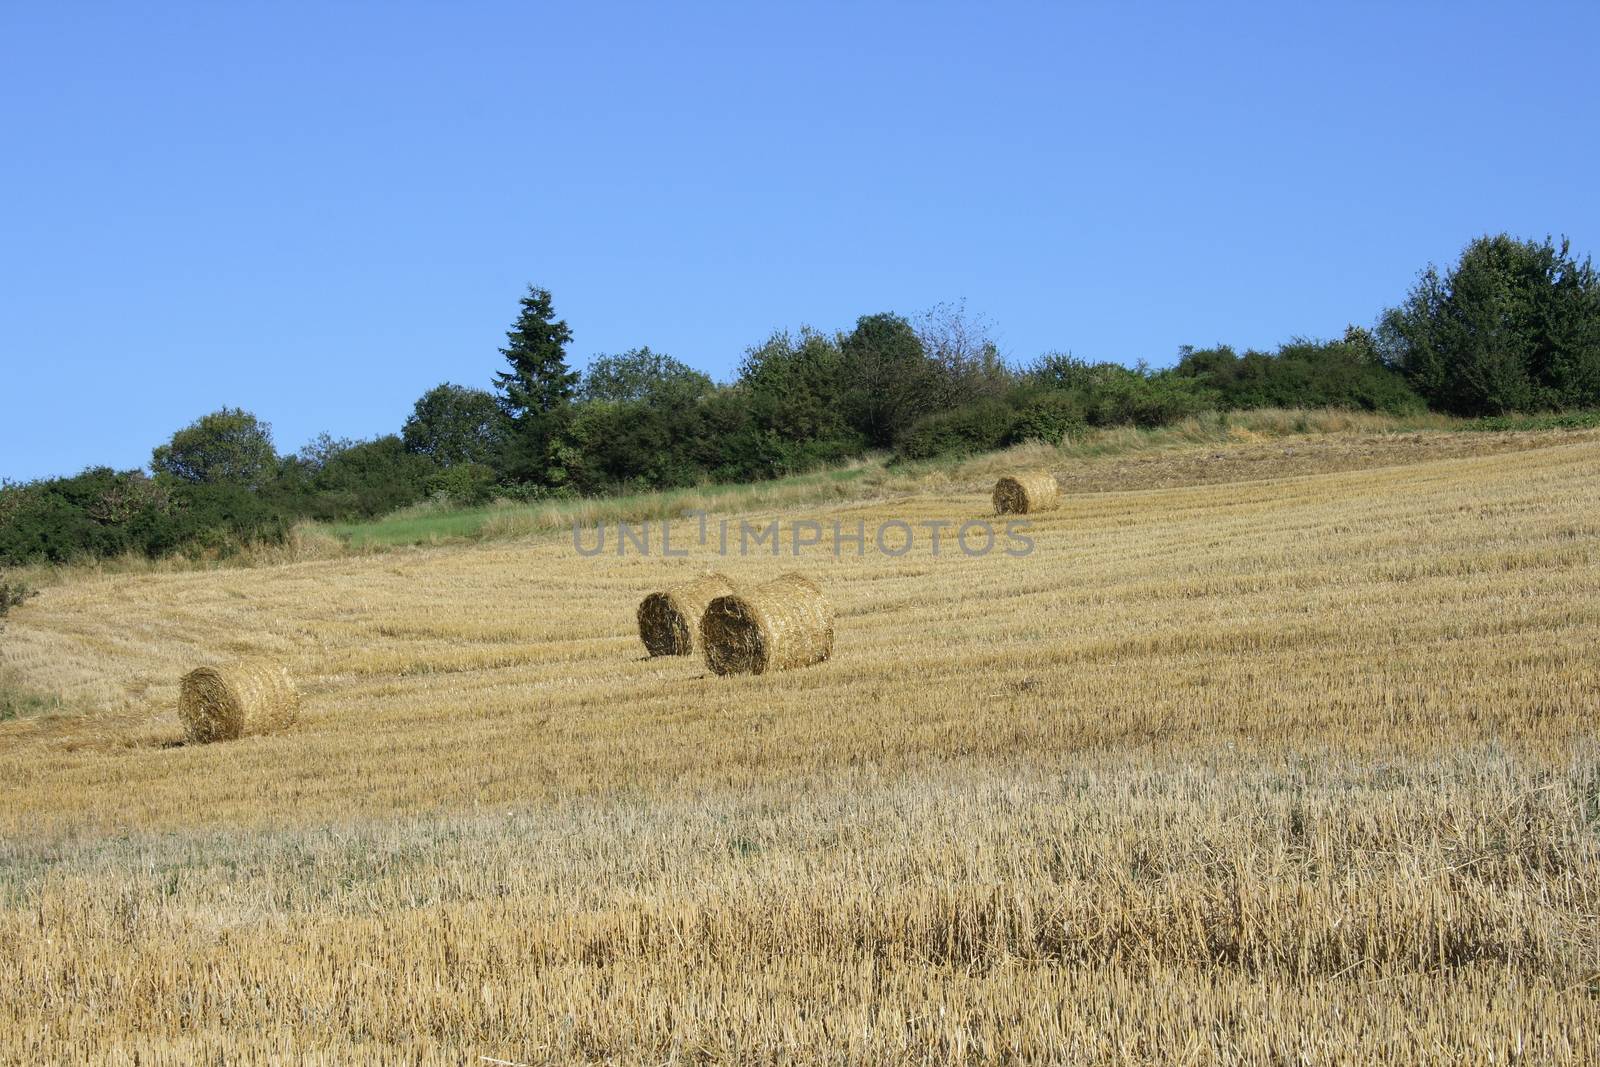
<box><xmin>993</xmin><ymin>470</ymin><xmax>1060</xmax><ymax>515</ymax></box>
<box><xmin>178</xmin><ymin>661</ymin><xmax>299</xmax><ymax>744</ymax></box>
<box><xmin>701</xmin><ymin>573</ymin><xmax>833</xmax><ymax>676</ymax></box>
<box><xmin>637</xmin><ymin>573</ymin><xmax>736</xmax><ymax>657</ymax></box>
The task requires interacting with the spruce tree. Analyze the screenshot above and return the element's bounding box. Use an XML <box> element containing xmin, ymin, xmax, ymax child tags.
<box><xmin>493</xmin><ymin>285</ymin><xmax>577</xmax><ymax>483</ymax></box>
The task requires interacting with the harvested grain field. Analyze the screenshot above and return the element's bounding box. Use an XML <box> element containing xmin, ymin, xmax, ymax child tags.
<box><xmin>2</xmin><ymin>430</ymin><xmax>1599</xmax><ymax>1064</ymax></box>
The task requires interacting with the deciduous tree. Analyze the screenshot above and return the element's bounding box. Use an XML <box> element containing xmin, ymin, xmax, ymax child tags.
<box><xmin>151</xmin><ymin>408</ymin><xmax>277</xmax><ymax>489</ymax></box>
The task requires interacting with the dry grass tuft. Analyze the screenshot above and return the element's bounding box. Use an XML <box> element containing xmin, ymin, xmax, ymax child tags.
<box><xmin>993</xmin><ymin>469</ymin><xmax>1061</xmax><ymax>514</ymax></box>
<box><xmin>701</xmin><ymin>573</ymin><xmax>833</xmax><ymax>675</ymax></box>
<box><xmin>177</xmin><ymin>660</ymin><xmax>299</xmax><ymax>743</ymax></box>
<box><xmin>637</xmin><ymin>572</ymin><xmax>736</xmax><ymax>656</ymax></box>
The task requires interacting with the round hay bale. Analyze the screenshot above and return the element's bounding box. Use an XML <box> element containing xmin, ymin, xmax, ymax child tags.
<box><xmin>178</xmin><ymin>661</ymin><xmax>299</xmax><ymax>744</ymax></box>
<box><xmin>701</xmin><ymin>573</ymin><xmax>833</xmax><ymax>676</ymax></box>
<box><xmin>993</xmin><ymin>470</ymin><xmax>1061</xmax><ymax>515</ymax></box>
<box><xmin>637</xmin><ymin>572</ymin><xmax>737</xmax><ymax>657</ymax></box>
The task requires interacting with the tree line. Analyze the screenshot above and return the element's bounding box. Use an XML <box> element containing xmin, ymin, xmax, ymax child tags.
<box><xmin>3</xmin><ymin>233</ymin><xmax>1598</xmax><ymax>566</ymax></box>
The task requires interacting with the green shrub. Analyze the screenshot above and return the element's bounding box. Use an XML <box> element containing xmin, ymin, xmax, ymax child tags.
<box><xmin>425</xmin><ymin>463</ymin><xmax>499</xmax><ymax>507</ymax></box>
<box><xmin>1173</xmin><ymin>338</ymin><xmax>1426</xmax><ymax>415</ymax></box>
<box><xmin>1465</xmin><ymin>410</ymin><xmax>1600</xmax><ymax>432</ymax></box>
<box><xmin>0</xmin><ymin>469</ymin><xmax>182</xmax><ymax>564</ymax></box>
<box><xmin>1007</xmin><ymin>390</ymin><xmax>1088</xmax><ymax>445</ymax></box>
<box><xmin>897</xmin><ymin>399</ymin><xmax>1017</xmax><ymax>460</ymax></box>
<box><xmin>164</xmin><ymin>483</ymin><xmax>293</xmax><ymax>559</ymax></box>
<box><xmin>301</xmin><ymin>436</ymin><xmax>436</xmax><ymax>520</ymax></box>
<box><xmin>1024</xmin><ymin>356</ymin><xmax>1214</xmax><ymax>428</ymax></box>
<box><xmin>1082</xmin><ymin>369</ymin><xmax>1212</xmax><ymax>427</ymax></box>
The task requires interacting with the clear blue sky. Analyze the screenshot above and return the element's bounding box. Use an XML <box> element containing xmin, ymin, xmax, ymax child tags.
<box><xmin>4</xmin><ymin>2</ymin><xmax>1597</xmax><ymax>482</ymax></box>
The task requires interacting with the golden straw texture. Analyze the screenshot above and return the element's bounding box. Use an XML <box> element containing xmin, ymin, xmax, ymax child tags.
<box><xmin>177</xmin><ymin>661</ymin><xmax>299</xmax><ymax>743</ymax></box>
<box><xmin>993</xmin><ymin>470</ymin><xmax>1060</xmax><ymax>514</ymax></box>
<box><xmin>636</xmin><ymin>573</ymin><xmax>736</xmax><ymax>656</ymax></box>
<box><xmin>701</xmin><ymin>573</ymin><xmax>833</xmax><ymax>676</ymax></box>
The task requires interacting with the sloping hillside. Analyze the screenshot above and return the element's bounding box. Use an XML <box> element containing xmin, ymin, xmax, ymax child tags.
<box><xmin>2</xmin><ymin>432</ymin><xmax>1597</xmax><ymax>1063</ymax></box>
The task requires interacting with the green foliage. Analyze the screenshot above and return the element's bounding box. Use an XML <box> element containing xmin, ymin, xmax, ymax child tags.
<box><xmin>494</xmin><ymin>285</ymin><xmax>578</xmax><ymax>483</ymax></box>
<box><xmin>563</xmin><ymin>400</ymin><xmax>697</xmax><ymax>492</ymax></box>
<box><xmin>1461</xmin><ymin>410</ymin><xmax>1600</xmax><ymax>432</ymax></box>
<box><xmin>1025</xmin><ymin>352</ymin><xmax>1097</xmax><ymax>392</ymax></box>
<box><xmin>151</xmin><ymin>408</ymin><xmax>278</xmax><ymax>488</ymax></box>
<box><xmin>580</xmin><ymin>348</ymin><xmax>713</xmax><ymax>405</ymax></box>
<box><xmin>403</xmin><ymin>383</ymin><xmax>507</xmax><ymax>469</ymax></box>
<box><xmin>839</xmin><ymin>313</ymin><xmax>942</xmax><ymax>448</ymax></box>
<box><xmin>301</xmin><ymin>436</ymin><xmax>437</xmax><ymax>520</ymax></box>
<box><xmin>1379</xmin><ymin>234</ymin><xmax>1600</xmax><ymax>415</ymax></box>
<box><xmin>1008</xmin><ymin>389</ymin><xmax>1089</xmax><ymax>444</ymax></box>
<box><xmin>899</xmin><ymin>356</ymin><xmax>1215</xmax><ymax>461</ymax></box>
<box><xmin>494</xmin><ymin>285</ymin><xmax>578</xmax><ymax>415</ymax></box>
<box><xmin>294</xmin><ymin>432</ymin><xmax>357</xmax><ymax>473</ymax></box>
<box><xmin>1172</xmin><ymin>334</ymin><xmax>1425</xmax><ymax>415</ymax></box>
<box><xmin>915</xmin><ymin>301</ymin><xmax>1014</xmax><ymax>404</ymax></box>
<box><xmin>686</xmin><ymin>390</ymin><xmax>764</xmax><ymax>483</ymax></box>
<box><xmin>896</xmin><ymin>399</ymin><xmax>1018</xmax><ymax>460</ymax></box>
<box><xmin>1026</xmin><ymin>357</ymin><xmax>1212</xmax><ymax>428</ymax></box>
<box><xmin>0</xmin><ymin>469</ymin><xmax>171</xmax><ymax>563</ymax></box>
<box><xmin>424</xmin><ymin>462</ymin><xmax>499</xmax><ymax>507</ymax></box>
<box><xmin>562</xmin><ymin>348</ymin><xmax>731</xmax><ymax>491</ymax></box>
<box><xmin>0</xmin><ymin>465</ymin><xmax>297</xmax><ymax>565</ymax></box>
<box><xmin>735</xmin><ymin>329</ymin><xmax>865</xmax><ymax>475</ymax></box>
<box><xmin>165</xmin><ymin>483</ymin><xmax>293</xmax><ymax>558</ymax></box>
